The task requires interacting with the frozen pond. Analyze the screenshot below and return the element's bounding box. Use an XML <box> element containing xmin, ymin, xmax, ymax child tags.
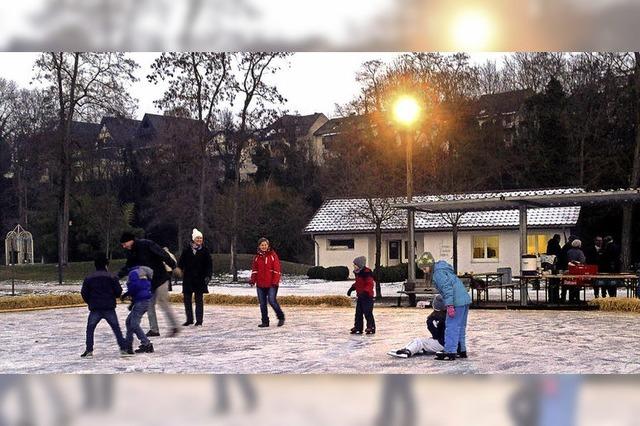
<box><xmin>0</xmin><ymin>304</ymin><xmax>638</xmax><ymax>374</ymax></box>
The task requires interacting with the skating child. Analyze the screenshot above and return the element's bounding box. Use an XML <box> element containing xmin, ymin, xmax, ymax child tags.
<box><xmin>347</xmin><ymin>256</ymin><xmax>376</xmax><ymax>335</ymax></box>
<box><xmin>80</xmin><ymin>253</ymin><xmax>127</xmax><ymax>358</ymax></box>
<box><xmin>387</xmin><ymin>295</ymin><xmax>446</xmax><ymax>358</ymax></box>
<box><xmin>121</xmin><ymin>266</ymin><xmax>155</xmax><ymax>354</ymax></box>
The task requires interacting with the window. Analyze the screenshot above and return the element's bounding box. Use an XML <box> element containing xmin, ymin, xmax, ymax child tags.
<box><xmin>389</xmin><ymin>240</ymin><xmax>401</xmax><ymax>260</ymax></box>
<box><xmin>527</xmin><ymin>234</ymin><xmax>552</xmax><ymax>255</ymax></box>
<box><xmin>328</xmin><ymin>239</ymin><xmax>354</xmax><ymax>250</ymax></box>
<box><xmin>472</xmin><ymin>236</ymin><xmax>499</xmax><ymax>260</ymax></box>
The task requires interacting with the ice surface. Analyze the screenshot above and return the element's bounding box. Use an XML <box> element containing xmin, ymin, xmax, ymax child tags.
<box><xmin>0</xmin><ymin>304</ymin><xmax>638</xmax><ymax>374</ymax></box>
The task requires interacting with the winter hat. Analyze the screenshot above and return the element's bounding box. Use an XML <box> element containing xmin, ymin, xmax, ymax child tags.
<box><xmin>417</xmin><ymin>252</ymin><xmax>435</xmax><ymax>269</ymax></box>
<box><xmin>192</xmin><ymin>228</ymin><xmax>203</xmax><ymax>241</ymax></box>
<box><xmin>604</xmin><ymin>235</ymin><xmax>613</xmax><ymax>244</ymax></box>
<box><xmin>353</xmin><ymin>256</ymin><xmax>367</xmax><ymax>271</ymax></box>
<box><xmin>432</xmin><ymin>294</ymin><xmax>445</xmax><ymax>311</ymax></box>
<box><xmin>120</xmin><ymin>231</ymin><xmax>135</xmax><ymax>244</ymax></box>
<box><xmin>571</xmin><ymin>239</ymin><xmax>582</xmax><ymax>248</ymax></box>
<box><xmin>257</xmin><ymin>237</ymin><xmax>270</xmax><ymax>247</ymax></box>
<box><xmin>93</xmin><ymin>252</ymin><xmax>109</xmax><ymax>270</ymax></box>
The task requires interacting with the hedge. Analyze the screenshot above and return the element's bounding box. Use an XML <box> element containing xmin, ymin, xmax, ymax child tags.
<box><xmin>374</xmin><ymin>263</ymin><xmax>425</xmax><ymax>283</ymax></box>
<box><xmin>323</xmin><ymin>266</ymin><xmax>350</xmax><ymax>281</ymax></box>
<box><xmin>307</xmin><ymin>266</ymin><xmax>326</xmax><ymax>279</ymax></box>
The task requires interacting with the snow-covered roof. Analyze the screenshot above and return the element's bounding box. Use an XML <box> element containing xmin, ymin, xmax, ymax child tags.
<box><xmin>304</xmin><ymin>188</ymin><xmax>583</xmax><ymax>234</ymax></box>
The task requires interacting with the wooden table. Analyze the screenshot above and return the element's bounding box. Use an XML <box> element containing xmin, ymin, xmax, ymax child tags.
<box><xmin>514</xmin><ymin>274</ymin><xmax>639</xmax><ymax>306</ymax></box>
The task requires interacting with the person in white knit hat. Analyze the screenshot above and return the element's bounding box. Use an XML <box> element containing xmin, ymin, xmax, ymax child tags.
<box><xmin>177</xmin><ymin>228</ymin><xmax>213</xmax><ymax>326</ymax></box>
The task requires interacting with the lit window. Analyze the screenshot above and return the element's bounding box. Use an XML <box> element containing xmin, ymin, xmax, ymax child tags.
<box><xmin>527</xmin><ymin>234</ymin><xmax>552</xmax><ymax>255</ymax></box>
<box><xmin>472</xmin><ymin>236</ymin><xmax>499</xmax><ymax>260</ymax></box>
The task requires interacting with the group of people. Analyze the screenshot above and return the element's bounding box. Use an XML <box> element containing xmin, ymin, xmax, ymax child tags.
<box><xmin>347</xmin><ymin>252</ymin><xmax>471</xmax><ymax>362</ymax></box>
<box><xmin>545</xmin><ymin>233</ymin><xmax>622</xmax><ymax>301</ymax></box>
<box><xmin>80</xmin><ymin>228</ymin><xmax>286</xmax><ymax>357</ymax></box>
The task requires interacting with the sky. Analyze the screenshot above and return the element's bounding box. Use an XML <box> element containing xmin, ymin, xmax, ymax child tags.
<box><xmin>0</xmin><ymin>52</ymin><xmax>506</xmax><ymax>120</ymax></box>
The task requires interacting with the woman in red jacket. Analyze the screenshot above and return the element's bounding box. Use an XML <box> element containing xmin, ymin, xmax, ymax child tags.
<box><xmin>249</xmin><ymin>238</ymin><xmax>285</xmax><ymax>327</ymax></box>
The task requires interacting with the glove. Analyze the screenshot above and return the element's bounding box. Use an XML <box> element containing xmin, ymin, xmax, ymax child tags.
<box><xmin>347</xmin><ymin>287</ymin><xmax>354</xmax><ymax>296</ymax></box>
<box><xmin>447</xmin><ymin>305</ymin><xmax>456</xmax><ymax>318</ymax></box>
<box><xmin>204</xmin><ymin>276</ymin><xmax>211</xmax><ymax>286</ymax></box>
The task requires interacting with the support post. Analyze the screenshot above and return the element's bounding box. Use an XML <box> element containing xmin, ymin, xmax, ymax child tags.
<box><xmin>519</xmin><ymin>204</ymin><xmax>528</xmax><ymax>306</ymax></box>
<box><xmin>408</xmin><ymin>208</ymin><xmax>416</xmax><ymax>284</ymax></box>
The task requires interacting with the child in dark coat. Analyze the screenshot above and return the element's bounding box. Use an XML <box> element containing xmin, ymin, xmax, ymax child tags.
<box><xmin>80</xmin><ymin>253</ymin><xmax>127</xmax><ymax>358</ymax></box>
<box><xmin>347</xmin><ymin>256</ymin><xmax>376</xmax><ymax>335</ymax></box>
<box><xmin>388</xmin><ymin>295</ymin><xmax>446</xmax><ymax>358</ymax></box>
<box><xmin>121</xmin><ymin>266</ymin><xmax>154</xmax><ymax>354</ymax></box>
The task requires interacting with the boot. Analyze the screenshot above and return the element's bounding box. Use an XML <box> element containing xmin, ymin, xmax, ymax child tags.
<box><xmin>80</xmin><ymin>350</ymin><xmax>93</xmax><ymax>358</ymax></box>
<box><xmin>350</xmin><ymin>327</ymin><xmax>362</xmax><ymax>335</ymax></box>
<box><xmin>258</xmin><ymin>322</ymin><xmax>269</xmax><ymax>328</ymax></box>
<box><xmin>457</xmin><ymin>351</ymin><xmax>468</xmax><ymax>359</ymax></box>
<box><xmin>135</xmin><ymin>343</ymin><xmax>154</xmax><ymax>353</ymax></box>
<box><xmin>435</xmin><ymin>351</ymin><xmax>456</xmax><ymax>361</ymax></box>
<box><xmin>182</xmin><ymin>321</ymin><xmax>194</xmax><ymax>326</ymax></box>
<box><xmin>365</xmin><ymin>327</ymin><xmax>376</xmax><ymax>335</ymax></box>
<box><xmin>146</xmin><ymin>330</ymin><xmax>160</xmax><ymax>337</ymax></box>
<box><xmin>277</xmin><ymin>318</ymin><xmax>285</xmax><ymax>327</ymax></box>
<box><xmin>120</xmin><ymin>347</ymin><xmax>134</xmax><ymax>357</ymax></box>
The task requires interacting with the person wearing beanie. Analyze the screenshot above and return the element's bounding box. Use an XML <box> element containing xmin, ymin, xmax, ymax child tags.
<box><xmin>80</xmin><ymin>253</ymin><xmax>128</xmax><ymax>358</ymax></box>
<box><xmin>418</xmin><ymin>252</ymin><xmax>471</xmax><ymax>361</ymax></box>
<box><xmin>177</xmin><ymin>228</ymin><xmax>212</xmax><ymax>326</ymax></box>
<box><xmin>120</xmin><ymin>266</ymin><xmax>155</xmax><ymax>354</ymax></box>
<box><xmin>249</xmin><ymin>237</ymin><xmax>285</xmax><ymax>327</ymax></box>
<box><xmin>347</xmin><ymin>256</ymin><xmax>376</xmax><ymax>335</ymax></box>
<box><xmin>388</xmin><ymin>295</ymin><xmax>447</xmax><ymax>358</ymax></box>
<box><xmin>117</xmin><ymin>231</ymin><xmax>179</xmax><ymax>338</ymax></box>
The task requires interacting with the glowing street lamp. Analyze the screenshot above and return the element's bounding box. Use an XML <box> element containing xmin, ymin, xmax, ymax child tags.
<box><xmin>392</xmin><ymin>95</ymin><xmax>421</xmax><ymax>297</ymax></box>
<box><xmin>393</xmin><ymin>96</ymin><xmax>421</xmax><ymax>127</ymax></box>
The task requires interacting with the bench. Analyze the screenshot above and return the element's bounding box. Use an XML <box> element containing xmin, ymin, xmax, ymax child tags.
<box><xmin>397</xmin><ymin>284</ymin><xmax>439</xmax><ymax>307</ymax></box>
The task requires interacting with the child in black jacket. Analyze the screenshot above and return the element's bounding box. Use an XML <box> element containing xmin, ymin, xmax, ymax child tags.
<box><xmin>80</xmin><ymin>253</ymin><xmax>127</xmax><ymax>358</ymax></box>
<box><xmin>387</xmin><ymin>295</ymin><xmax>447</xmax><ymax>358</ymax></box>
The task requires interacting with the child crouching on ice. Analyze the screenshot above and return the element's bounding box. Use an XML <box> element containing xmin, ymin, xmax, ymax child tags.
<box><xmin>347</xmin><ymin>256</ymin><xmax>376</xmax><ymax>335</ymax></box>
<box><xmin>121</xmin><ymin>266</ymin><xmax>155</xmax><ymax>355</ymax></box>
<box><xmin>388</xmin><ymin>294</ymin><xmax>446</xmax><ymax>358</ymax></box>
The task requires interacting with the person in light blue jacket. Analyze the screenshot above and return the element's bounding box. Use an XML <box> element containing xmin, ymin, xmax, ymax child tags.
<box><xmin>417</xmin><ymin>252</ymin><xmax>471</xmax><ymax>361</ymax></box>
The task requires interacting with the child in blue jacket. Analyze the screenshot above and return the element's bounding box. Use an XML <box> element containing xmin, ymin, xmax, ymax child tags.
<box><xmin>418</xmin><ymin>252</ymin><xmax>471</xmax><ymax>361</ymax></box>
<box><xmin>121</xmin><ymin>266</ymin><xmax>154</xmax><ymax>354</ymax></box>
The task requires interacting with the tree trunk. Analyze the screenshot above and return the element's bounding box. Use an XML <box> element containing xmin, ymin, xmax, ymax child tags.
<box><xmin>452</xmin><ymin>221</ymin><xmax>459</xmax><ymax>274</ymax></box>
<box><xmin>198</xmin><ymin>136</ymin><xmax>206</xmax><ymax>231</ymax></box>
<box><xmin>374</xmin><ymin>225</ymin><xmax>382</xmax><ymax>301</ymax></box>
<box><xmin>230</xmin><ymin>164</ymin><xmax>240</xmax><ymax>282</ymax></box>
<box><xmin>621</xmin><ymin>52</ymin><xmax>640</xmax><ymax>271</ymax></box>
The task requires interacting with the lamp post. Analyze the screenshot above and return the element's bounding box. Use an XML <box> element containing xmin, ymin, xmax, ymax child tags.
<box><xmin>393</xmin><ymin>96</ymin><xmax>421</xmax><ymax>293</ymax></box>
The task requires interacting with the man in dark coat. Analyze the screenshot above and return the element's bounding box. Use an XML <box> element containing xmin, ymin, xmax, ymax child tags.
<box><xmin>557</xmin><ymin>235</ymin><xmax>576</xmax><ymax>302</ymax></box>
<box><xmin>546</xmin><ymin>234</ymin><xmax>562</xmax><ymax>257</ymax></box>
<box><xmin>81</xmin><ymin>252</ymin><xmax>127</xmax><ymax>358</ymax></box>
<box><xmin>118</xmin><ymin>232</ymin><xmax>178</xmax><ymax>337</ymax></box>
<box><xmin>601</xmin><ymin>236</ymin><xmax>622</xmax><ymax>297</ymax></box>
<box><xmin>178</xmin><ymin>228</ymin><xmax>213</xmax><ymax>326</ymax></box>
<box><xmin>585</xmin><ymin>236</ymin><xmax>605</xmax><ymax>297</ymax></box>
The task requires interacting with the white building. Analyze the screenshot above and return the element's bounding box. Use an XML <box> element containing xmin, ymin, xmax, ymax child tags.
<box><xmin>304</xmin><ymin>189</ymin><xmax>582</xmax><ymax>277</ymax></box>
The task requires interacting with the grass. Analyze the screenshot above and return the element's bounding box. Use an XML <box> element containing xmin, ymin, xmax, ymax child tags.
<box><xmin>0</xmin><ymin>293</ymin><xmax>351</xmax><ymax>312</ymax></box>
<box><xmin>0</xmin><ymin>254</ymin><xmax>312</xmax><ymax>283</ymax></box>
<box><xmin>588</xmin><ymin>297</ymin><xmax>640</xmax><ymax>313</ymax></box>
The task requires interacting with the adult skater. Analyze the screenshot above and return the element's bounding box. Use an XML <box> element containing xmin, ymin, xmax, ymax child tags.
<box><xmin>249</xmin><ymin>238</ymin><xmax>284</xmax><ymax>328</ymax></box>
<box><xmin>118</xmin><ymin>232</ymin><xmax>179</xmax><ymax>337</ymax></box>
<box><xmin>177</xmin><ymin>228</ymin><xmax>212</xmax><ymax>326</ymax></box>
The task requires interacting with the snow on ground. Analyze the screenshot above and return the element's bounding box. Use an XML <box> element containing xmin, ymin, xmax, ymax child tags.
<box><xmin>0</xmin><ymin>270</ymin><xmax>404</xmax><ymax>297</ymax></box>
<box><xmin>1</xmin><ymin>304</ymin><xmax>639</xmax><ymax>374</ymax></box>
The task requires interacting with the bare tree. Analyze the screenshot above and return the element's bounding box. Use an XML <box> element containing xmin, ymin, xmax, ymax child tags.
<box><xmin>34</xmin><ymin>52</ymin><xmax>138</xmax><ymax>283</ymax></box>
<box><xmin>148</xmin><ymin>52</ymin><xmax>232</xmax><ymax>231</ymax></box>
<box><xmin>222</xmin><ymin>52</ymin><xmax>291</xmax><ymax>281</ymax></box>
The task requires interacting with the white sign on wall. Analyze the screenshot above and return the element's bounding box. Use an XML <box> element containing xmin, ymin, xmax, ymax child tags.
<box><xmin>440</xmin><ymin>242</ymin><xmax>452</xmax><ymax>259</ymax></box>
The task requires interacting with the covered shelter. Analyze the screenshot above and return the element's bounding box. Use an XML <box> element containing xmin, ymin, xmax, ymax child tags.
<box><xmin>392</xmin><ymin>188</ymin><xmax>640</xmax><ymax>305</ymax></box>
<box><xmin>5</xmin><ymin>224</ymin><xmax>34</xmax><ymax>265</ymax></box>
